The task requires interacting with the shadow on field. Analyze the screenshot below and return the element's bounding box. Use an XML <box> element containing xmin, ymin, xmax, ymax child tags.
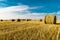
<box><xmin>56</xmin><ymin>23</ymin><xmax>60</xmax><ymax>25</ymax></box>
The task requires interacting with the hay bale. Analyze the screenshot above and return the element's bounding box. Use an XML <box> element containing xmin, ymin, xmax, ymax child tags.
<box><xmin>44</xmin><ymin>14</ymin><xmax>56</xmax><ymax>24</ymax></box>
<box><xmin>40</xmin><ymin>19</ymin><xmax>42</xmax><ymax>21</ymax></box>
<box><xmin>27</xmin><ymin>19</ymin><xmax>31</xmax><ymax>21</ymax></box>
<box><xmin>17</xmin><ymin>19</ymin><xmax>21</xmax><ymax>22</ymax></box>
<box><xmin>11</xmin><ymin>19</ymin><xmax>15</xmax><ymax>21</ymax></box>
<box><xmin>0</xmin><ymin>19</ymin><xmax>3</xmax><ymax>21</ymax></box>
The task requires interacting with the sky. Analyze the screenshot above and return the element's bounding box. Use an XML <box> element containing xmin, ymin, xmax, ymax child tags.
<box><xmin>0</xmin><ymin>0</ymin><xmax>60</xmax><ymax>19</ymax></box>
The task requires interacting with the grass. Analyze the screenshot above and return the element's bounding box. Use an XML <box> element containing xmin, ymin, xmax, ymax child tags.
<box><xmin>0</xmin><ymin>20</ymin><xmax>60</xmax><ymax>40</ymax></box>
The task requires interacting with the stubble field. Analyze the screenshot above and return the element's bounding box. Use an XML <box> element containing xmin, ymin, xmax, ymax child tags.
<box><xmin>0</xmin><ymin>20</ymin><xmax>60</xmax><ymax>40</ymax></box>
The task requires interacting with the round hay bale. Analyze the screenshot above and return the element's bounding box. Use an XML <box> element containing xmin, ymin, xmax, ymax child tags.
<box><xmin>0</xmin><ymin>19</ymin><xmax>3</xmax><ymax>21</ymax></box>
<box><xmin>11</xmin><ymin>19</ymin><xmax>15</xmax><ymax>21</ymax></box>
<box><xmin>17</xmin><ymin>19</ymin><xmax>21</xmax><ymax>22</ymax></box>
<box><xmin>44</xmin><ymin>14</ymin><xmax>56</xmax><ymax>24</ymax></box>
<box><xmin>40</xmin><ymin>19</ymin><xmax>42</xmax><ymax>21</ymax></box>
<box><xmin>27</xmin><ymin>19</ymin><xmax>31</xmax><ymax>21</ymax></box>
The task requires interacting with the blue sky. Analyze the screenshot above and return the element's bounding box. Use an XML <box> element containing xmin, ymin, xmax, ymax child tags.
<box><xmin>0</xmin><ymin>0</ymin><xmax>60</xmax><ymax>19</ymax></box>
<box><xmin>1</xmin><ymin>0</ymin><xmax>60</xmax><ymax>13</ymax></box>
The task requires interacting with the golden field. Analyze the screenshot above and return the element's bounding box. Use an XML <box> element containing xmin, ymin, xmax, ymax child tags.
<box><xmin>0</xmin><ymin>20</ymin><xmax>60</xmax><ymax>40</ymax></box>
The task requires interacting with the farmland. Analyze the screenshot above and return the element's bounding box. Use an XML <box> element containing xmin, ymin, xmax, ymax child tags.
<box><xmin>0</xmin><ymin>20</ymin><xmax>60</xmax><ymax>40</ymax></box>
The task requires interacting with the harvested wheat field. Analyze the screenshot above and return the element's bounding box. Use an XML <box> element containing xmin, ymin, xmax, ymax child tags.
<box><xmin>0</xmin><ymin>20</ymin><xmax>60</xmax><ymax>40</ymax></box>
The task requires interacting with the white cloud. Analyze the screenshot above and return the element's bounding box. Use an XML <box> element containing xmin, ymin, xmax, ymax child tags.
<box><xmin>29</xmin><ymin>6</ymin><xmax>44</xmax><ymax>9</ymax></box>
<box><xmin>0</xmin><ymin>5</ymin><xmax>29</xmax><ymax>11</ymax></box>
<box><xmin>0</xmin><ymin>5</ymin><xmax>45</xmax><ymax>20</ymax></box>
<box><xmin>0</xmin><ymin>4</ymin><xmax>60</xmax><ymax>20</ymax></box>
<box><xmin>20</xmin><ymin>13</ymin><xmax>45</xmax><ymax>19</ymax></box>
